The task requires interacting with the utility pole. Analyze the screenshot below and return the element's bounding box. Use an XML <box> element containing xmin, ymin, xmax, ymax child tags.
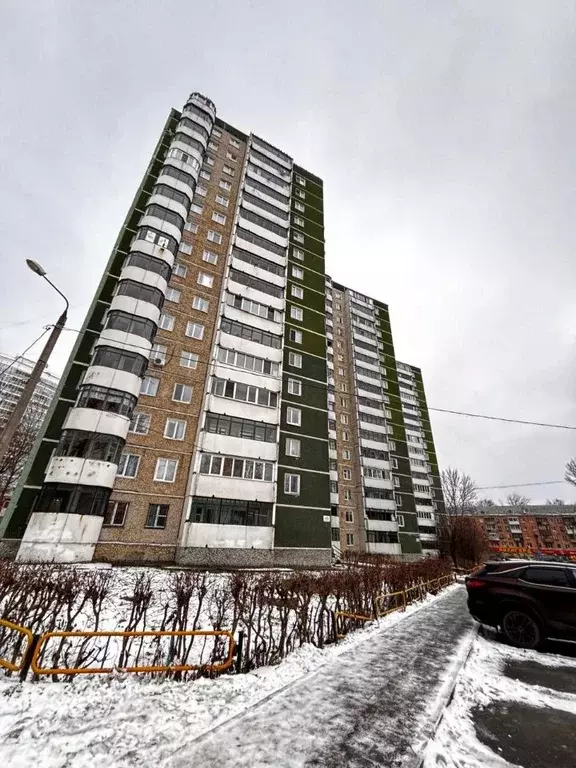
<box><xmin>0</xmin><ymin>261</ymin><xmax>69</xmax><ymax>467</ymax></box>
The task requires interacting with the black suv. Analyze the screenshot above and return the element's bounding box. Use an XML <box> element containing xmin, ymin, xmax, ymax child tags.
<box><xmin>466</xmin><ymin>560</ymin><xmax>576</xmax><ymax>648</ymax></box>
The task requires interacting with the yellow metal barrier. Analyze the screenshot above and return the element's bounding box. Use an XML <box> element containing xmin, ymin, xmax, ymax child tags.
<box><xmin>31</xmin><ymin>629</ymin><xmax>236</xmax><ymax>676</ymax></box>
<box><xmin>374</xmin><ymin>589</ymin><xmax>406</xmax><ymax>618</ymax></box>
<box><xmin>334</xmin><ymin>610</ymin><xmax>372</xmax><ymax>639</ymax></box>
<box><xmin>0</xmin><ymin>619</ymin><xmax>34</xmax><ymax>673</ymax></box>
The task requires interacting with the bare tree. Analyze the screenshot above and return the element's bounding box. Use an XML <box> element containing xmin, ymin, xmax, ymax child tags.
<box><xmin>439</xmin><ymin>468</ymin><xmax>485</xmax><ymax>567</ymax></box>
<box><xmin>503</xmin><ymin>492</ymin><xmax>530</xmax><ymax>508</ymax></box>
<box><xmin>441</xmin><ymin>467</ymin><xmax>478</xmax><ymax>515</ymax></box>
<box><xmin>476</xmin><ymin>498</ymin><xmax>495</xmax><ymax>510</ymax></box>
<box><xmin>546</xmin><ymin>498</ymin><xmax>565</xmax><ymax>506</ymax></box>
<box><xmin>565</xmin><ymin>458</ymin><xmax>576</xmax><ymax>488</ymax></box>
<box><xmin>0</xmin><ymin>405</ymin><xmax>44</xmax><ymax>510</ymax></box>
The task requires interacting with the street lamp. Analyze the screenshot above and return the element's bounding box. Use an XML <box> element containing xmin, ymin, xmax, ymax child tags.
<box><xmin>0</xmin><ymin>261</ymin><xmax>69</xmax><ymax>466</ymax></box>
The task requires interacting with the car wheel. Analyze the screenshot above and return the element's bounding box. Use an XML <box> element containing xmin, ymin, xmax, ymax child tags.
<box><xmin>501</xmin><ymin>609</ymin><xmax>541</xmax><ymax>649</ymax></box>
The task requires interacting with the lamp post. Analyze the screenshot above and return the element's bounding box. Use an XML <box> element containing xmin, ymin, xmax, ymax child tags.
<box><xmin>0</xmin><ymin>261</ymin><xmax>69</xmax><ymax>466</ymax></box>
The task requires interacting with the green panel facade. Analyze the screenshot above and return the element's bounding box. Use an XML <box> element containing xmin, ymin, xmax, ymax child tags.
<box><xmin>274</xmin><ymin>165</ymin><xmax>330</xmax><ymax>551</ymax></box>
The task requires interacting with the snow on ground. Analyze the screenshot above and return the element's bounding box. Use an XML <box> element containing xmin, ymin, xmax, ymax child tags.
<box><xmin>422</xmin><ymin>632</ymin><xmax>576</xmax><ymax>768</ymax></box>
<box><xmin>0</xmin><ymin>584</ymin><xmax>459</xmax><ymax>768</ymax></box>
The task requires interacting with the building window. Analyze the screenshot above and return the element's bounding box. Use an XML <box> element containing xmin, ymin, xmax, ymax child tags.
<box><xmin>344</xmin><ymin>489</ymin><xmax>352</xmax><ymax>501</ymax></box>
<box><xmin>104</xmin><ymin>501</ymin><xmax>128</xmax><ymax>527</ymax></box>
<box><xmin>197</xmin><ymin>272</ymin><xmax>214</xmax><ymax>288</ymax></box>
<box><xmin>286</xmin><ymin>438</ymin><xmax>301</xmax><ymax>457</ymax></box>
<box><xmin>223</xmin><ymin>165</ymin><xmax>234</xmax><ymax>176</ymax></box>
<box><xmin>205</xmin><ymin>155</ymin><xmax>215</xmax><ymax>166</ymax></box>
<box><xmin>291</xmin><ymin>285</ymin><xmax>304</xmax><ymax>300</ymax></box>
<box><xmin>186</xmin><ymin>321</ymin><xmax>205</xmax><ymax>339</ymax></box>
<box><xmin>392</xmin><ymin>458</ymin><xmax>398</xmax><ymax>469</ymax></box>
<box><xmin>288</xmin><ymin>352</ymin><xmax>302</xmax><ymax>368</ymax></box>
<box><xmin>173</xmin><ymin>383</ymin><xmax>193</xmax><ymax>403</ymax></box>
<box><xmin>191</xmin><ymin>203</ymin><xmax>204</xmax><ymax>215</ymax></box>
<box><xmin>292</xmin><ymin>266</ymin><xmax>304</xmax><ymax>280</ymax></box>
<box><xmin>287</xmin><ymin>407</ymin><xmax>301</xmax><ymax>426</ymax></box>
<box><xmin>173</xmin><ymin>261</ymin><xmax>188</xmax><ymax>277</ymax></box>
<box><xmin>140</xmin><ymin>376</ymin><xmax>159</xmax><ymax>396</ymax></box>
<box><xmin>165</xmin><ymin>287</ymin><xmax>181</xmax><ymax>304</ymax></box>
<box><xmin>212</xmin><ymin>128</ymin><xmax>222</xmax><ymax>138</ymax></box>
<box><xmin>219</xmin><ymin>179</ymin><xmax>232</xmax><ymax>191</ymax></box>
<box><xmin>294</xmin><ymin>202</ymin><xmax>305</xmax><ymax>212</ymax></box>
<box><xmin>151</xmin><ymin>343</ymin><xmax>167</xmax><ymax>364</ymax></box>
<box><xmin>159</xmin><ymin>313</ymin><xmax>175</xmax><ymax>331</ymax></box>
<box><xmin>287</xmin><ymin>378</ymin><xmax>302</xmax><ymax>396</ymax></box>
<box><xmin>340</xmin><ymin>414</ymin><xmax>349</xmax><ymax>425</ymax></box>
<box><xmin>345</xmin><ymin>508</ymin><xmax>354</xmax><ymax>523</ymax></box>
<box><xmin>164</xmin><ymin>418</ymin><xmax>186</xmax><ymax>440</ymax></box>
<box><xmin>200</xmin><ymin>169</ymin><xmax>211</xmax><ymax>181</ymax></box>
<box><xmin>196</xmin><ymin>185</ymin><xmax>207</xmax><ymax>197</ymax></box>
<box><xmin>397</xmin><ymin>513</ymin><xmax>404</xmax><ymax>526</ymax></box>
<box><xmin>212</xmin><ymin>211</ymin><xmax>227</xmax><ymax>225</ymax></box>
<box><xmin>199</xmin><ymin>453</ymin><xmax>274</xmax><ymax>482</ymax></box>
<box><xmin>395</xmin><ymin>495</ymin><xmax>403</xmax><ymax>507</ymax></box>
<box><xmin>294</xmin><ymin>216</ymin><xmax>305</xmax><ymax>227</ymax></box>
<box><xmin>295</xmin><ymin>188</ymin><xmax>305</xmax><ymax>198</ymax></box>
<box><xmin>202</xmin><ymin>249</ymin><xmax>218</xmax><ymax>264</ymax></box>
<box><xmin>192</xmin><ymin>296</ymin><xmax>209</xmax><ymax>312</ymax></box>
<box><xmin>184</xmin><ymin>222</ymin><xmax>198</xmax><ymax>233</ymax></box>
<box><xmin>205</xmin><ymin>413</ymin><xmax>277</xmax><ymax>442</ymax></box>
<box><xmin>346</xmin><ymin>533</ymin><xmax>354</xmax><ymax>547</ymax></box>
<box><xmin>146</xmin><ymin>503</ymin><xmax>169</xmax><ymax>528</ymax></box>
<box><xmin>340</xmin><ymin>382</ymin><xmax>348</xmax><ymax>392</ymax></box>
<box><xmin>229</xmin><ymin>137</ymin><xmax>240</xmax><ymax>148</ymax></box>
<box><xmin>294</xmin><ymin>232</ymin><xmax>304</xmax><ymax>244</ymax></box>
<box><xmin>284</xmin><ymin>473</ymin><xmax>300</xmax><ymax>495</ymax></box>
<box><xmin>393</xmin><ymin>476</ymin><xmax>400</xmax><ymax>487</ymax></box>
<box><xmin>116</xmin><ymin>454</ymin><xmax>140</xmax><ymax>478</ymax></box>
<box><xmin>129</xmin><ymin>413</ymin><xmax>150</xmax><ymax>435</ymax></box>
<box><xmin>207</xmin><ymin>230</ymin><xmax>222</xmax><ymax>244</ymax></box>
<box><xmin>293</xmin><ymin>248</ymin><xmax>305</xmax><ymax>261</ymax></box>
<box><xmin>208</xmin><ymin>140</ymin><xmax>219</xmax><ymax>151</ymax></box>
<box><xmin>180</xmin><ymin>351</ymin><xmax>199</xmax><ymax>369</ymax></box>
<box><xmin>178</xmin><ymin>242</ymin><xmax>192</xmax><ymax>255</ymax></box>
<box><xmin>216</xmin><ymin>194</ymin><xmax>229</xmax><ymax>207</ymax></box>
<box><xmin>343</xmin><ymin>469</ymin><xmax>352</xmax><ymax>480</ymax></box>
<box><xmin>296</xmin><ymin>176</ymin><xmax>306</xmax><ymax>186</ymax></box>
<box><xmin>226</xmin><ymin>151</ymin><xmax>238</xmax><ymax>162</ymax></box>
<box><xmin>290</xmin><ymin>306</ymin><xmax>304</xmax><ymax>322</ymax></box>
<box><xmin>342</xmin><ymin>431</ymin><xmax>350</xmax><ymax>441</ymax></box>
<box><xmin>154</xmin><ymin>459</ymin><xmax>178</xmax><ymax>483</ymax></box>
<box><xmin>289</xmin><ymin>329</ymin><xmax>302</xmax><ymax>344</ymax></box>
<box><xmin>342</xmin><ymin>449</ymin><xmax>351</xmax><ymax>460</ymax></box>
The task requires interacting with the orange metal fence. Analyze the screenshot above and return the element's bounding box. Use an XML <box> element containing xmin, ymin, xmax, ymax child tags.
<box><xmin>0</xmin><ymin>619</ymin><xmax>33</xmax><ymax>673</ymax></box>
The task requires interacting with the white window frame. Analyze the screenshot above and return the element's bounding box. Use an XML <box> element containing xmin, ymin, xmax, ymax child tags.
<box><xmin>164</xmin><ymin>418</ymin><xmax>187</xmax><ymax>441</ymax></box>
<box><xmin>180</xmin><ymin>351</ymin><xmax>198</xmax><ymax>369</ymax></box>
<box><xmin>284</xmin><ymin>473</ymin><xmax>301</xmax><ymax>495</ymax></box>
<box><xmin>212</xmin><ymin>211</ymin><xmax>227</xmax><ymax>225</ymax></box>
<box><xmin>140</xmin><ymin>376</ymin><xmax>159</xmax><ymax>396</ymax></box>
<box><xmin>173</xmin><ymin>383</ymin><xmax>193</xmax><ymax>403</ymax></box>
<box><xmin>165</xmin><ymin>287</ymin><xmax>181</xmax><ymax>304</ymax></box>
<box><xmin>345</xmin><ymin>508</ymin><xmax>354</xmax><ymax>523</ymax></box>
<box><xmin>293</xmin><ymin>248</ymin><xmax>305</xmax><ymax>261</ymax></box>
<box><xmin>287</xmin><ymin>378</ymin><xmax>302</xmax><ymax>396</ymax></box>
<box><xmin>292</xmin><ymin>266</ymin><xmax>304</xmax><ymax>280</ymax></box>
<box><xmin>154</xmin><ymin>458</ymin><xmax>179</xmax><ymax>483</ymax></box>
<box><xmin>286</xmin><ymin>407</ymin><xmax>301</xmax><ymax>426</ymax></box>
<box><xmin>294</xmin><ymin>232</ymin><xmax>304</xmax><ymax>243</ymax></box>
<box><xmin>192</xmin><ymin>296</ymin><xmax>209</xmax><ymax>312</ymax></box>
<box><xmin>116</xmin><ymin>453</ymin><xmax>140</xmax><ymax>479</ymax></box>
<box><xmin>207</xmin><ymin>230</ymin><xmax>223</xmax><ymax>244</ymax></box>
<box><xmin>286</xmin><ymin>438</ymin><xmax>301</xmax><ymax>457</ymax></box>
<box><xmin>291</xmin><ymin>285</ymin><xmax>304</xmax><ymax>299</ymax></box>
<box><xmin>288</xmin><ymin>352</ymin><xmax>302</xmax><ymax>368</ymax></box>
<box><xmin>290</xmin><ymin>306</ymin><xmax>303</xmax><ymax>321</ymax></box>
<box><xmin>159</xmin><ymin>313</ymin><xmax>175</xmax><ymax>331</ymax></box>
<box><xmin>215</xmin><ymin>194</ymin><xmax>229</xmax><ymax>207</ymax></box>
<box><xmin>178</xmin><ymin>242</ymin><xmax>192</xmax><ymax>255</ymax></box>
<box><xmin>186</xmin><ymin>321</ymin><xmax>205</xmax><ymax>340</ymax></box>
<box><xmin>129</xmin><ymin>413</ymin><xmax>150</xmax><ymax>435</ymax></box>
<box><xmin>202</xmin><ymin>249</ymin><xmax>218</xmax><ymax>264</ymax></box>
<box><xmin>290</xmin><ymin>329</ymin><xmax>303</xmax><ymax>344</ymax></box>
<box><xmin>197</xmin><ymin>272</ymin><xmax>214</xmax><ymax>288</ymax></box>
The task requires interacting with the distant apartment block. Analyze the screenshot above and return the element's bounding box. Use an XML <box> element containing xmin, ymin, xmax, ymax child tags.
<box><xmin>472</xmin><ymin>505</ymin><xmax>576</xmax><ymax>557</ymax></box>
<box><xmin>0</xmin><ymin>354</ymin><xmax>58</xmax><ymax>432</ymax></box>
<box><xmin>1</xmin><ymin>91</ymin><xmax>444</xmax><ymax>566</ymax></box>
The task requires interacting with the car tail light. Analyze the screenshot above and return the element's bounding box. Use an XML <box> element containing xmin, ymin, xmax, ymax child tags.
<box><xmin>466</xmin><ymin>579</ymin><xmax>486</xmax><ymax>589</ymax></box>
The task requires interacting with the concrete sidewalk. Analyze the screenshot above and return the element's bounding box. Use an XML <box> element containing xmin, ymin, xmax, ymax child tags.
<box><xmin>169</xmin><ymin>587</ymin><xmax>475</xmax><ymax>768</ymax></box>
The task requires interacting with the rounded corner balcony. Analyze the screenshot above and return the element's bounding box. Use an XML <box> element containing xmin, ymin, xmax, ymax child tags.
<box><xmin>186</xmin><ymin>92</ymin><xmax>216</xmax><ymax>120</ymax></box>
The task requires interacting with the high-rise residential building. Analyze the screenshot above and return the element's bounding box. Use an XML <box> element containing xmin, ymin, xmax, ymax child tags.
<box><xmin>0</xmin><ymin>355</ymin><xmax>59</xmax><ymax>432</ymax></box>
<box><xmin>1</xmin><ymin>91</ymin><xmax>444</xmax><ymax>566</ymax></box>
<box><xmin>2</xmin><ymin>93</ymin><xmax>331</xmax><ymax>567</ymax></box>
<box><xmin>0</xmin><ymin>355</ymin><xmax>59</xmax><ymax>513</ymax></box>
<box><xmin>325</xmin><ymin>281</ymin><xmax>444</xmax><ymax>559</ymax></box>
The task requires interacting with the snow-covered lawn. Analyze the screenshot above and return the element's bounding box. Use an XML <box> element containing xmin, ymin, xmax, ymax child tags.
<box><xmin>422</xmin><ymin>631</ymin><xmax>576</xmax><ymax>768</ymax></box>
<box><xmin>0</xmin><ymin>584</ymin><xmax>458</xmax><ymax>768</ymax></box>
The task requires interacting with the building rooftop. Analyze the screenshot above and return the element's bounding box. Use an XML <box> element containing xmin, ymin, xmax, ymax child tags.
<box><xmin>473</xmin><ymin>504</ymin><xmax>576</xmax><ymax>517</ymax></box>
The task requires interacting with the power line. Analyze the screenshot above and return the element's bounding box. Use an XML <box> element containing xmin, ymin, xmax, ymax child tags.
<box><xmin>429</xmin><ymin>407</ymin><xmax>576</xmax><ymax>432</ymax></box>
<box><xmin>0</xmin><ymin>327</ymin><xmax>51</xmax><ymax>378</ymax></box>
<box><xmin>477</xmin><ymin>481</ymin><xmax>568</xmax><ymax>490</ymax></box>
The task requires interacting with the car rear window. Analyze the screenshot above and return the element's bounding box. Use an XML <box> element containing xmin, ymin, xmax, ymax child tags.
<box><xmin>524</xmin><ymin>566</ymin><xmax>570</xmax><ymax>587</ymax></box>
<box><xmin>474</xmin><ymin>563</ymin><xmax>525</xmax><ymax>576</ymax></box>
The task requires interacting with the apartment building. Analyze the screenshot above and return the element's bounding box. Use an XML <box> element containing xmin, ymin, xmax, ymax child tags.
<box><xmin>473</xmin><ymin>505</ymin><xmax>576</xmax><ymax>557</ymax></box>
<box><xmin>325</xmin><ymin>282</ymin><xmax>444</xmax><ymax>559</ymax></box>
<box><xmin>1</xmin><ymin>91</ymin><xmax>444</xmax><ymax>566</ymax></box>
<box><xmin>0</xmin><ymin>355</ymin><xmax>58</xmax><ymax>432</ymax></box>
<box><xmin>2</xmin><ymin>92</ymin><xmax>331</xmax><ymax>567</ymax></box>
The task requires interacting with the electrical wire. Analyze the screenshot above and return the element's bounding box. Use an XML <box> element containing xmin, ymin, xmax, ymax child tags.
<box><xmin>53</xmin><ymin>325</ymin><xmax>576</xmax><ymax>432</ymax></box>
<box><xmin>477</xmin><ymin>481</ymin><xmax>568</xmax><ymax>490</ymax></box>
<box><xmin>0</xmin><ymin>327</ymin><xmax>52</xmax><ymax>378</ymax></box>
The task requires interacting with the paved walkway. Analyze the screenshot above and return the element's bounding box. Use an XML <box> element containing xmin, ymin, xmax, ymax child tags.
<box><xmin>170</xmin><ymin>587</ymin><xmax>475</xmax><ymax>768</ymax></box>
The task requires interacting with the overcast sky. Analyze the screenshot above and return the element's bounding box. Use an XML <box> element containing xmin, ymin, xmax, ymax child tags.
<box><xmin>1</xmin><ymin>0</ymin><xmax>575</xmax><ymax>502</ymax></box>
